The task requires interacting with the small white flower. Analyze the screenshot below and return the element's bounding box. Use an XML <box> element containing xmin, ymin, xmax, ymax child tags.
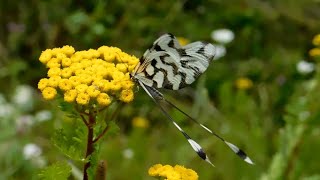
<box><xmin>123</xmin><ymin>148</ymin><xmax>134</xmax><ymax>159</ymax></box>
<box><xmin>16</xmin><ymin>115</ymin><xmax>34</xmax><ymax>132</ymax></box>
<box><xmin>296</xmin><ymin>60</ymin><xmax>315</xmax><ymax>75</ymax></box>
<box><xmin>35</xmin><ymin>110</ymin><xmax>52</xmax><ymax>122</ymax></box>
<box><xmin>213</xmin><ymin>44</ymin><xmax>226</xmax><ymax>60</ymax></box>
<box><xmin>12</xmin><ymin>85</ymin><xmax>34</xmax><ymax>111</ymax></box>
<box><xmin>211</xmin><ymin>29</ymin><xmax>235</xmax><ymax>44</ymax></box>
<box><xmin>23</xmin><ymin>143</ymin><xmax>42</xmax><ymax>160</ymax></box>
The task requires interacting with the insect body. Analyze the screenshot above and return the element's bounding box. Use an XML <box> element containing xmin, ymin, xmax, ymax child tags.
<box><xmin>131</xmin><ymin>33</ymin><xmax>253</xmax><ymax>166</ymax></box>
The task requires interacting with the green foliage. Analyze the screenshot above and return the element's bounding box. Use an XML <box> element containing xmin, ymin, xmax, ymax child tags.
<box><xmin>51</xmin><ymin>121</ymin><xmax>86</xmax><ymax>161</ymax></box>
<box><xmin>38</xmin><ymin>161</ymin><xmax>71</xmax><ymax>180</ymax></box>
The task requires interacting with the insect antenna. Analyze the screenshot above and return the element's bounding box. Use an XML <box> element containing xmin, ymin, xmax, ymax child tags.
<box><xmin>163</xmin><ymin>98</ymin><xmax>254</xmax><ymax>165</ymax></box>
<box><xmin>138</xmin><ymin>81</ymin><xmax>214</xmax><ymax>166</ymax></box>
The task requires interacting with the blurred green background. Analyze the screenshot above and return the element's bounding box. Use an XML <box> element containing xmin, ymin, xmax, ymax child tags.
<box><xmin>1</xmin><ymin>0</ymin><xmax>320</xmax><ymax>179</ymax></box>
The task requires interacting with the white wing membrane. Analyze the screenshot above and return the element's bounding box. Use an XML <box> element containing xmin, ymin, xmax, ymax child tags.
<box><xmin>132</xmin><ymin>33</ymin><xmax>215</xmax><ymax>90</ymax></box>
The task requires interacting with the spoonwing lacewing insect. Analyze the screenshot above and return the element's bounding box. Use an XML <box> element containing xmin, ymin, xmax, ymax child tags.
<box><xmin>130</xmin><ymin>33</ymin><xmax>253</xmax><ymax>166</ymax></box>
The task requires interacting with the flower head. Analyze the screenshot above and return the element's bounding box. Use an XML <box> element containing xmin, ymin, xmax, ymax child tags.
<box><xmin>132</xmin><ymin>116</ymin><xmax>149</xmax><ymax>128</ymax></box>
<box><xmin>23</xmin><ymin>143</ymin><xmax>42</xmax><ymax>160</ymax></box>
<box><xmin>310</xmin><ymin>34</ymin><xmax>320</xmax><ymax>58</ymax></box>
<box><xmin>296</xmin><ymin>60</ymin><xmax>315</xmax><ymax>75</ymax></box>
<box><xmin>38</xmin><ymin>45</ymin><xmax>139</xmax><ymax>106</ymax></box>
<box><xmin>148</xmin><ymin>164</ymin><xmax>198</xmax><ymax>180</ymax></box>
<box><xmin>235</xmin><ymin>77</ymin><xmax>253</xmax><ymax>90</ymax></box>
<box><xmin>211</xmin><ymin>29</ymin><xmax>235</xmax><ymax>44</ymax></box>
<box><xmin>312</xmin><ymin>34</ymin><xmax>320</xmax><ymax>46</ymax></box>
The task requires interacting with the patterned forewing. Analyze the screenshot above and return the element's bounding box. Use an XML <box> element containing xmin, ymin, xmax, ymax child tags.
<box><xmin>132</xmin><ymin>34</ymin><xmax>215</xmax><ymax>90</ymax></box>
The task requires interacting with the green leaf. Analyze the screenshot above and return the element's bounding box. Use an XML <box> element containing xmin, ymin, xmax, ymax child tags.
<box><xmin>51</xmin><ymin>127</ymin><xmax>86</xmax><ymax>161</ymax></box>
<box><xmin>104</xmin><ymin>121</ymin><xmax>120</xmax><ymax>138</ymax></box>
<box><xmin>38</xmin><ymin>161</ymin><xmax>71</xmax><ymax>180</ymax></box>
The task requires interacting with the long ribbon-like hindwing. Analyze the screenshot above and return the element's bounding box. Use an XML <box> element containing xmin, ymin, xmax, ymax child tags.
<box><xmin>163</xmin><ymin>99</ymin><xmax>254</xmax><ymax>164</ymax></box>
<box><xmin>138</xmin><ymin>81</ymin><xmax>214</xmax><ymax>166</ymax></box>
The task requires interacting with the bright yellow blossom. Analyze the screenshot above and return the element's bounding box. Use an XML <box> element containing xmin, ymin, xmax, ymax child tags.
<box><xmin>148</xmin><ymin>164</ymin><xmax>163</xmax><ymax>176</ymax></box>
<box><xmin>61</xmin><ymin>67</ymin><xmax>73</xmax><ymax>78</ymax></box>
<box><xmin>61</xmin><ymin>45</ymin><xmax>75</xmax><ymax>55</ymax></box>
<box><xmin>97</xmin><ymin>93</ymin><xmax>111</xmax><ymax>106</ymax></box>
<box><xmin>75</xmin><ymin>84</ymin><xmax>89</xmax><ymax>93</ymax></box>
<box><xmin>39</xmin><ymin>49</ymin><xmax>52</xmax><ymax>64</ymax></box>
<box><xmin>86</xmin><ymin>86</ymin><xmax>100</xmax><ymax>97</ymax></box>
<box><xmin>119</xmin><ymin>89</ymin><xmax>134</xmax><ymax>103</ymax></box>
<box><xmin>177</xmin><ymin>37</ymin><xmax>190</xmax><ymax>46</ymax></box>
<box><xmin>61</xmin><ymin>57</ymin><xmax>72</xmax><ymax>67</ymax></box>
<box><xmin>235</xmin><ymin>77</ymin><xmax>253</xmax><ymax>90</ymax></box>
<box><xmin>47</xmin><ymin>67</ymin><xmax>61</xmax><ymax>77</ymax></box>
<box><xmin>309</xmin><ymin>48</ymin><xmax>320</xmax><ymax>57</ymax></box>
<box><xmin>38</xmin><ymin>45</ymin><xmax>139</xmax><ymax>106</ymax></box>
<box><xmin>76</xmin><ymin>93</ymin><xmax>90</xmax><ymax>105</ymax></box>
<box><xmin>148</xmin><ymin>164</ymin><xmax>198</xmax><ymax>180</ymax></box>
<box><xmin>38</xmin><ymin>78</ymin><xmax>49</xmax><ymax>90</ymax></box>
<box><xmin>132</xmin><ymin>117</ymin><xmax>149</xmax><ymax>128</ymax></box>
<box><xmin>312</xmin><ymin>34</ymin><xmax>320</xmax><ymax>46</ymax></box>
<box><xmin>48</xmin><ymin>76</ymin><xmax>61</xmax><ymax>87</ymax></box>
<box><xmin>46</xmin><ymin>58</ymin><xmax>60</xmax><ymax>68</ymax></box>
<box><xmin>59</xmin><ymin>79</ymin><xmax>73</xmax><ymax>91</ymax></box>
<box><xmin>64</xmin><ymin>89</ymin><xmax>77</xmax><ymax>103</ymax></box>
<box><xmin>42</xmin><ymin>87</ymin><xmax>57</xmax><ymax>100</ymax></box>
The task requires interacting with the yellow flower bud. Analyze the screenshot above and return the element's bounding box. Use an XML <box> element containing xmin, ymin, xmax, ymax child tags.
<box><xmin>97</xmin><ymin>93</ymin><xmax>111</xmax><ymax>106</ymax></box>
<box><xmin>61</xmin><ymin>57</ymin><xmax>72</xmax><ymax>67</ymax></box>
<box><xmin>39</xmin><ymin>49</ymin><xmax>53</xmax><ymax>64</ymax></box>
<box><xmin>48</xmin><ymin>76</ymin><xmax>61</xmax><ymax>87</ymax></box>
<box><xmin>235</xmin><ymin>77</ymin><xmax>253</xmax><ymax>90</ymax></box>
<box><xmin>87</xmin><ymin>86</ymin><xmax>100</xmax><ymax>97</ymax></box>
<box><xmin>38</xmin><ymin>78</ymin><xmax>49</xmax><ymax>90</ymax></box>
<box><xmin>76</xmin><ymin>92</ymin><xmax>90</xmax><ymax>105</ymax></box>
<box><xmin>75</xmin><ymin>84</ymin><xmax>88</xmax><ymax>93</ymax></box>
<box><xmin>59</xmin><ymin>79</ymin><xmax>73</xmax><ymax>91</ymax></box>
<box><xmin>312</xmin><ymin>34</ymin><xmax>320</xmax><ymax>46</ymax></box>
<box><xmin>61</xmin><ymin>45</ymin><xmax>75</xmax><ymax>55</ymax></box>
<box><xmin>47</xmin><ymin>67</ymin><xmax>61</xmax><ymax>77</ymax></box>
<box><xmin>42</xmin><ymin>87</ymin><xmax>57</xmax><ymax>100</ymax></box>
<box><xmin>119</xmin><ymin>89</ymin><xmax>134</xmax><ymax>103</ymax></box>
<box><xmin>64</xmin><ymin>89</ymin><xmax>77</xmax><ymax>102</ymax></box>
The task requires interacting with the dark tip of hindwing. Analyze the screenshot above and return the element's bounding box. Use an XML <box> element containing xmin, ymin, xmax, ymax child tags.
<box><xmin>237</xmin><ymin>149</ymin><xmax>254</xmax><ymax>164</ymax></box>
<box><xmin>186</xmin><ymin>138</ymin><xmax>215</xmax><ymax>167</ymax></box>
<box><xmin>225</xmin><ymin>141</ymin><xmax>254</xmax><ymax>165</ymax></box>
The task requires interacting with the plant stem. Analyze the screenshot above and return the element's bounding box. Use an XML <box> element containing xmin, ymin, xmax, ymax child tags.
<box><xmin>83</xmin><ymin>114</ymin><xmax>95</xmax><ymax>180</ymax></box>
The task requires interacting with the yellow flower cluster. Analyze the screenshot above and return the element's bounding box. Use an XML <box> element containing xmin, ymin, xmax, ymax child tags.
<box><xmin>38</xmin><ymin>45</ymin><xmax>139</xmax><ymax>106</ymax></box>
<box><xmin>148</xmin><ymin>164</ymin><xmax>198</xmax><ymax>180</ymax></box>
<box><xmin>309</xmin><ymin>34</ymin><xmax>320</xmax><ymax>57</ymax></box>
<box><xmin>235</xmin><ymin>77</ymin><xmax>253</xmax><ymax>90</ymax></box>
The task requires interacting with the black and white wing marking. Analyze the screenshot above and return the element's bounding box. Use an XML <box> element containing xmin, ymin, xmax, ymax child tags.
<box><xmin>132</xmin><ymin>33</ymin><xmax>215</xmax><ymax>90</ymax></box>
